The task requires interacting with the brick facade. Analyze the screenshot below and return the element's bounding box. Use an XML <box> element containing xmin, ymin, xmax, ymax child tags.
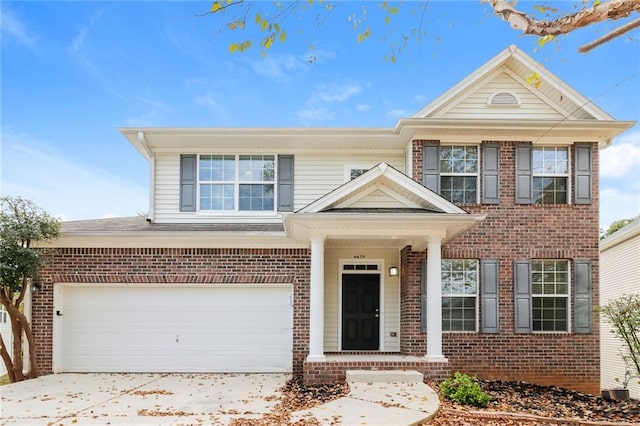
<box><xmin>400</xmin><ymin>140</ymin><xmax>601</xmax><ymax>394</ymax></box>
<box><xmin>35</xmin><ymin>248</ymin><xmax>311</xmax><ymax>375</ymax></box>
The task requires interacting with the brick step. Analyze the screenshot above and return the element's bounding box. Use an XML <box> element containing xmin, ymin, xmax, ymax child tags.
<box><xmin>346</xmin><ymin>370</ymin><xmax>424</xmax><ymax>383</ymax></box>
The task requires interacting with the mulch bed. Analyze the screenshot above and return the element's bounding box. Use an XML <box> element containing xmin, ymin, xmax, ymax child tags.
<box><xmin>427</xmin><ymin>380</ymin><xmax>640</xmax><ymax>425</ymax></box>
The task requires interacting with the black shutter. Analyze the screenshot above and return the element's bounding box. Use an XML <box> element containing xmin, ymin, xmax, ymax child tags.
<box><xmin>574</xmin><ymin>144</ymin><xmax>592</xmax><ymax>205</ymax></box>
<box><xmin>277</xmin><ymin>155</ymin><xmax>295</xmax><ymax>212</ymax></box>
<box><xmin>481</xmin><ymin>260</ymin><xmax>499</xmax><ymax>333</ymax></box>
<box><xmin>574</xmin><ymin>260</ymin><xmax>593</xmax><ymax>333</ymax></box>
<box><xmin>422</xmin><ymin>142</ymin><xmax>440</xmax><ymax>193</ymax></box>
<box><xmin>514</xmin><ymin>260</ymin><xmax>532</xmax><ymax>333</ymax></box>
<box><xmin>515</xmin><ymin>144</ymin><xmax>532</xmax><ymax>204</ymax></box>
<box><xmin>421</xmin><ymin>259</ymin><xmax>428</xmax><ymax>332</ymax></box>
<box><xmin>482</xmin><ymin>143</ymin><xmax>500</xmax><ymax>204</ymax></box>
<box><xmin>179</xmin><ymin>154</ymin><xmax>197</xmax><ymax>212</ymax></box>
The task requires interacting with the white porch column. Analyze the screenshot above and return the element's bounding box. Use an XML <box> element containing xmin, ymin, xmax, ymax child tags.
<box><xmin>307</xmin><ymin>235</ymin><xmax>327</xmax><ymax>362</ymax></box>
<box><xmin>426</xmin><ymin>236</ymin><xmax>447</xmax><ymax>361</ymax></box>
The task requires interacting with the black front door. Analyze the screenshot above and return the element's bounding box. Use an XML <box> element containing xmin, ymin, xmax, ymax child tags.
<box><xmin>341</xmin><ymin>273</ymin><xmax>380</xmax><ymax>350</ymax></box>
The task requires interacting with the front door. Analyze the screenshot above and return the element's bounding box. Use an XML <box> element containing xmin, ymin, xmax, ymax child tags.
<box><xmin>341</xmin><ymin>273</ymin><xmax>380</xmax><ymax>350</ymax></box>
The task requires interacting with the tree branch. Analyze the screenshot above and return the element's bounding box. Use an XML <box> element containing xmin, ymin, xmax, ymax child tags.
<box><xmin>579</xmin><ymin>17</ymin><xmax>640</xmax><ymax>52</ymax></box>
<box><xmin>487</xmin><ymin>0</ymin><xmax>640</xmax><ymax>37</ymax></box>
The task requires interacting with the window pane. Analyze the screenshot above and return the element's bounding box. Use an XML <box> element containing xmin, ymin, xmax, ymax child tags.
<box><xmin>533</xmin><ymin>177</ymin><xmax>567</xmax><ymax>204</ymax></box>
<box><xmin>239</xmin><ymin>184</ymin><xmax>275</xmax><ymax>211</ymax></box>
<box><xmin>531</xmin><ymin>260</ymin><xmax>569</xmax><ymax>332</ymax></box>
<box><xmin>239</xmin><ymin>155</ymin><xmax>275</xmax><ymax>182</ymax></box>
<box><xmin>200</xmin><ymin>155</ymin><xmax>235</xmax><ymax>181</ymax></box>
<box><xmin>441</xmin><ymin>260</ymin><xmax>478</xmax><ymax>332</ymax></box>
<box><xmin>200</xmin><ymin>184</ymin><xmax>234</xmax><ymax>211</ymax></box>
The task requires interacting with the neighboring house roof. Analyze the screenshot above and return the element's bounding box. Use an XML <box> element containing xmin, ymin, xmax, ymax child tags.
<box><xmin>600</xmin><ymin>217</ymin><xmax>640</xmax><ymax>252</ymax></box>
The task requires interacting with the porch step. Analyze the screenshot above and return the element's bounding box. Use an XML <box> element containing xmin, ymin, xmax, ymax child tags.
<box><xmin>346</xmin><ymin>370</ymin><xmax>424</xmax><ymax>383</ymax></box>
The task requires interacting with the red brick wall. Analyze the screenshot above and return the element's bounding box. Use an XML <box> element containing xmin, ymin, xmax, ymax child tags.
<box><xmin>404</xmin><ymin>141</ymin><xmax>601</xmax><ymax>394</ymax></box>
<box><xmin>35</xmin><ymin>248</ymin><xmax>311</xmax><ymax>375</ymax></box>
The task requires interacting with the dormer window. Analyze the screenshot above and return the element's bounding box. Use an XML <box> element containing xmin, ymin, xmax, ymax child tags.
<box><xmin>488</xmin><ymin>91</ymin><xmax>520</xmax><ymax>107</ymax></box>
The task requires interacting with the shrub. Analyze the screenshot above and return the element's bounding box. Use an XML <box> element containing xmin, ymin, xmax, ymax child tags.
<box><xmin>440</xmin><ymin>372</ymin><xmax>491</xmax><ymax>408</ymax></box>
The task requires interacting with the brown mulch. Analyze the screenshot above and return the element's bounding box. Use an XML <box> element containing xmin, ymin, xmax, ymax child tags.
<box><xmin>427</xmin><ymin>380</ymin><xmax>640</xmax><ymax>426</ymax></box>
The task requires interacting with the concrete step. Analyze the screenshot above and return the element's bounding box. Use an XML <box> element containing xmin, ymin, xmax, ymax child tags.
<box><xmin>346</xmin><ymin>370</ymin><xmax>424</xmax><ymax>383</ymax></box>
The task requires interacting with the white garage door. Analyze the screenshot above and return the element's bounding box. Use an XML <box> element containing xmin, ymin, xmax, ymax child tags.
<box><xmin>59</xmin><ymin>285</ymin><xmax>292</xmax><ymax>373</ymax></box>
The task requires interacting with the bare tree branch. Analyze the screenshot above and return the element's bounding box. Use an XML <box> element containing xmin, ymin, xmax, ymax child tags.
<box><xmin>487</xmin><ymin>0</ymin><xmax>640</xmax><ymax>37</ymax></box>
<box><xmin>579</xmin><ymin>17</ymin><xmax>640</xmax><ymax>52</ymax></box>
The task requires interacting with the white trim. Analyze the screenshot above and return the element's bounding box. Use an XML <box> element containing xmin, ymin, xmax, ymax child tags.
<box><xmin>344</xmin><ymin>164</ymin><xmax>373</xmax><ymax>182</ymax></box>
<box><xmin>439</xmin><ymin>144</ymin><xmax>481</xmax><ymax>204</ymax></box>
<box><xmin>487</xmin><ymin>91</ymin><xmax>521</xmax><ymax>107</ymax></box>
<box><xmin>441</xmin><ymin>259</ymin><xmax>480</xmax><ymax>333</ymax></box>
<box><xmin>337</xmin><ymin>258</ymin><xmax>385</xmax><ymax>352</ymax></box>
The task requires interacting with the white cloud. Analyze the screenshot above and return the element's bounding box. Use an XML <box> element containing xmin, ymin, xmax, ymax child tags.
<box><xmin>297</xmin><ymin>106</ymin><xmax>335</xmax><ymax>122</ymax></box>
<box><xmin>600</xmin><ymin>187</ymin><xmax>640</xmax><ymax>231</ymax></box>
<box><xmin>70</xmin><ymin>8</ymin><xmax>105</xmax><ymax>53</ymax></box>
<box><xmin>195</xmin><ymin>93</ymin><xmax>224</xmax><ymax>115</ymax></box>
<box><xmin>251</xmin><ymin>54</ymin><xmax>308</xmax><ymax>81</ymax></box>
<box><xmin>316</xmin><ymin>82</ymin><xmax>363</xmax><ymax>103</ymax></box>
<box><xmin>385</xmin><ymin>109</ymin><xmax>408</xmax><ymax>119</ymax></box>
<box><xmin>1</xmin><ymin>7</ymin><xmax>37</xmax><ymax>51</ymax></box>
<box><xmin>0</xmin><ymin>130</ymin><xmax>148</xmax><ymax>221</ymax></box>
<box><xmin>601</xmin><ymin>131</ymin><xmax>640</xmax><ymax>178</ymax></box>
<box><xmin>356</xmin><ymin>104</ymin><xmax>371</xmax><ymax>112</ymax></box>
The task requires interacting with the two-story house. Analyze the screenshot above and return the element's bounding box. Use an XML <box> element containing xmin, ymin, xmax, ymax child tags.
<box><xmin>35</xmin><ymin>45</ymin><xmax>634</xmax><ymax>395</ymax></box>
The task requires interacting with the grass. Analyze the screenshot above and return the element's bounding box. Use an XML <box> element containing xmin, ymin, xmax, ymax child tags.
<box><xmin>0</xmin><ymin>374</ymin><xmax>10</xmax><ymax>386</ymax></box>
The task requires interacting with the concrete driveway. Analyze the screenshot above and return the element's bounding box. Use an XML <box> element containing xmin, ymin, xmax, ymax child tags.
<box><xmin>0</xmin><ymin>373</ymin><xmax>290</xmax><ymax>425</ymax></box>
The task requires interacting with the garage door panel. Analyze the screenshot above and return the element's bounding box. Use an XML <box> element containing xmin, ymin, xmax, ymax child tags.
<box><xmin>61</xmin><ymin>285</ymin><xmax>293</xmax><ymax>373</ymax></box>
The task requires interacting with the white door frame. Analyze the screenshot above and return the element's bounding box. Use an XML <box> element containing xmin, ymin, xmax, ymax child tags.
<box><xmin>337</xmin><ymin>258</ymin><xmax>385</xmax><ymax>351</ymax></box>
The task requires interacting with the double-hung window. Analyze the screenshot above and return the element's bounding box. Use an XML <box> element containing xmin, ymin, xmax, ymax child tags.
<box><xmin>532</xmin><ymin>147</ymin><xmax>568</xmax><ymax>204</ymax></box>
<box><xmin>441</xmin><ymin>259</ymin><xmax>478</xmax><ymax>332</ymax></box>
<box><xmin>440</xmin><ymin>146</ymin><xmax>478</xmax><ymax>203</ymax></box>
<box><xmin>531</xmin><ymin>260</ymin><xmax>569</xmax><ymax>332</ymax></box>
<box><xmin>199</xmin><ymin>155</ymin><xmax>275</xmax><ymax>211</ymax></box>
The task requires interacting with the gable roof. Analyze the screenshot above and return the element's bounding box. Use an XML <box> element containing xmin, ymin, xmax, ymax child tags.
<box><xmin>297</xmin><ymin>163</ymin><xmax>466</xmax><ymax>214</ymax></box>
<box><xmin>413</xmin><ymin>44</ymin><xmax>614</xmax><ymax>121</ymax></box>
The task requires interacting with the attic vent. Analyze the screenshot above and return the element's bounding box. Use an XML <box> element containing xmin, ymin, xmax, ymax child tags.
<box><xmin>488</xmin><ymin>91</ymin><xmax>520</xmax><ymax>107</ymax></box>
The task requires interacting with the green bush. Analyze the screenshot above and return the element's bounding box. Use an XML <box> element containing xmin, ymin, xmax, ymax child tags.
<box><xmin>440</xmin><ymin>372</ymin><xmax>490</xmax><ymax>408</ymax></box>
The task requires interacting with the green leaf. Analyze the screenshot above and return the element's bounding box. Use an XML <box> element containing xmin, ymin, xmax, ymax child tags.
<box><xmin>211</xmin><ymin>1</ymin><xmax>221</xmax><ymax>12</ymax></box>
<box><xmin>357</xmin><ymin>28</ymin><xmax>371</xmax><ymax>44</ymax></box>
<box><xmin>279</xmin><ymin>30</ymin><xmax>287</xmax><ymax>43</ymax></box>
<box><xmin>387</xmin><ymin>6</ymin><xmax>398</xmax><ymax>14</ymax></box>
<box><xmin>227</xmin><ymin>19</ymin><xmax>245</xmax><ymax>30</ymax></box>
<box><xmin>593</xmin><ymin>0</ymin><xmax>601</xmax><ymax>6</ymax></box>
<box><xmin>255</xmin><ymin>13</ymin><xmax>262</xmax><ymax>24</ymax></box>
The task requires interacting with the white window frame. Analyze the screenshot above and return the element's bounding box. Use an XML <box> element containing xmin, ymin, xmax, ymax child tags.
<box><xmin>531</xmin><ymin>259</ymin><xmax>571</xmax><ymax>333</ymax></box>
<box><xmin>439</xmin><ymin>145</ymin><xmax>480</xmax><ymax>204</ymax></box>
<box><xmin>441</xmin><ymin>259</ymin><xmax>479</xmax><ymax>333</ymax></box>
<box><xmin>197</xmin><ymin>154</ymin><xmax>278</xmax><ymax>215</ymax></box>
<box><xmin>531</xmin><ymin>146</ymin><xmax>571</xmax><ymax>205</ymax></box>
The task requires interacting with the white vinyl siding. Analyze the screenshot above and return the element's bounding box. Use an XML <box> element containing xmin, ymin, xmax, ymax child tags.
<box><xmin>349</xmin><ymin>190</ymin><xmax>411</xmax><ymax>209</ymax></box>
<box><xmin>294</xmin><ymin>153</ymin><xmax>404</xmax><ymax>212</ymax></box>
<box><xmin>152</xmin><ymin>153</ymin><xmax>404</xmax><ymax>223</ymax></box>
<box><xmin>438</xmin><ymin>72</ymin><xmax>566</xmax><ymax>120</ymax></box>
<box><xmin>323</xmin><ymin>248</ymin><xmax>401</xmax><ymax>352</ymax></box>
<box><xmin>600</xmin><ymin>222</ymin><xmax>640</xmax><ymax>399</ymax></box>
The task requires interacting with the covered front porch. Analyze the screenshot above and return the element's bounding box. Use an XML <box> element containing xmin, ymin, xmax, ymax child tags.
<box><xmin>283</xmin><ymin>163</ymin><xmax>486</xmax><ymax>383</ymax></box>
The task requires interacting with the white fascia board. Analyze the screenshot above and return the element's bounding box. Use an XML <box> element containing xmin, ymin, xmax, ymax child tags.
<box><xmin>600</xmin><ymin>218</ymin><xmax>640</xmax><ymax>252</ymax></box>
<box><xmin>509</xmin><ymin>48</ymin><xmax>615</xmax><ymax>121</ymax></box>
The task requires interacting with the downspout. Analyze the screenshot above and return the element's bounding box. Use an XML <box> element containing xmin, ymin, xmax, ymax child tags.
<box><xmin>138</xmin><ymin>132</ymin><xmax>156</xmax><ymax>222</ymax></box>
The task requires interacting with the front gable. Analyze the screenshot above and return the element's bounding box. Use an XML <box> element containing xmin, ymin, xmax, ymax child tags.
<box><xmin>413</xmin><ymin>44</ymin><xmax>611</xmax><ymax>122</ymax></box>
<box><xmin>296</xmin><ymin>163</ymin><xmax>466</xmax><ymax>215</ymax></box>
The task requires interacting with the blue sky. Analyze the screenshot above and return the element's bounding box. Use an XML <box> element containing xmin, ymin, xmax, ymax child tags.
<box><xmin>1</xmin><ymin>1</ymin><xmax>639</xmax><ymax>229</ymax></box>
